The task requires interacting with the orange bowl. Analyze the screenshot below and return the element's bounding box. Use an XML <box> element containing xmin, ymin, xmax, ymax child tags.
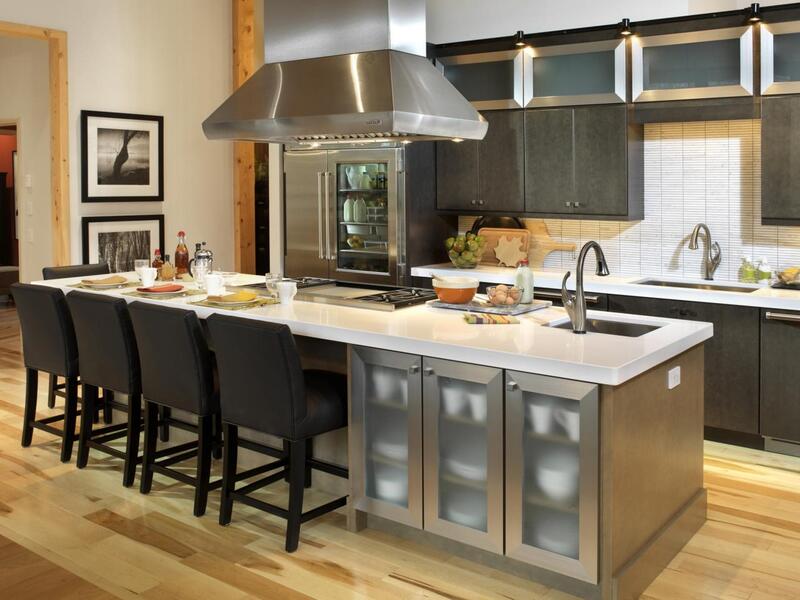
<box><xmin>433</xmin><ymin>276</ymin><xmax>479</xmax><ymax>304</ymax></box>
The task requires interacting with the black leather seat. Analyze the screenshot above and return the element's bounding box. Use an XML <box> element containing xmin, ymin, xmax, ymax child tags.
<box><xmin>207</xmin><ymin>314</ymin><xmax>348</xmax><ymax>552</ymax></box>
<box><xmin>128</xmin><ymin>302</ymin><xmax>222</xmax><ymax>517</ymax></box>
<box><xmin>67</xmin><ymin>291</ymin><xmax>143</xmax><ymax>487</ymax></box>
<box><xmin>11</xmin><ymin>283</ymin><xmax>80</xmax><ymax>462</ymax></box>
<box><xmin>42</xmin><ymin>262</ymin><xmax>112</xmax><ymax>420</ymax></box>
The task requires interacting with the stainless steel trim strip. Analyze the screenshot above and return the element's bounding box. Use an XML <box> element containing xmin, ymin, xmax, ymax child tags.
<box><xmin>761</xmin><ymin>21</ymin><xmax>800</xmax><ymax>95</ymax></box>
<box><xmin>324</xmin><ymin>171</ymin><xmax>333</xmax><ymax>260</ymax></box>
<box><xmin>765</xmin><ymin>311</ymin><xmax>800</xmax><ymax>323</ymax></box>
<box><xmin>535</xmin><ymin>290</ymin><xmax>600</xmax><ymax>304</ymax></box>
<box><xmin>317</xmin><ymin>171</ymin><xmax>324</xmax><ymax>260</ymax></box>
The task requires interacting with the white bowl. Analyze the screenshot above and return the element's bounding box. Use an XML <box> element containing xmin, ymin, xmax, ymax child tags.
<box><xmin>535</xmin><ymin>451</ymin><xmax>579</xmax><ymax>503</ymax></box>
<box><xmin>371</xmin><ymin>367</ymin><xmax>406</xmax><ymax>405</ymax></box>
<box><xmin>466</xmin><ymin>390</ymin><xmax>487</xmax><ymax>422</ymax></box>
<box><xmin>374</xmin><ymin>465</ymin><xmax>408</xmax><ymax>504</ymax></box>
<box><xmin>530</xmin><ymin>513</ymin><xmax>579</xmax><ymax>558</ymax></box>
<box><xmin>442</xmin><ymin>488</ymin><xmax>487</xmax><ymax>530</ymax></box>
<box><xmin>441</xmin><ymin>383</ymin><xmax>468</xmax><ymax>417</ymax></box>
<box><xmin>431</xmin><ymin>275</ymin><xmax>480</xmax><ymax>289</ymax></box>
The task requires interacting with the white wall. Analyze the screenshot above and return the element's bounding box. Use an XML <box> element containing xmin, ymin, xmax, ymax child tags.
<box><xmin>0</xmin><ymin>0</ymin><xmax>234</xmax><ymax>277</ymax></box>
<box><xmin>426</xmin><ymin>0</ymin><xmax>789</xmax><ymax>43</ymax></box>
<box><xmin>0</xmin><ymin>37</ymin><xmax>50</xmax><ymax>282</ymax></box>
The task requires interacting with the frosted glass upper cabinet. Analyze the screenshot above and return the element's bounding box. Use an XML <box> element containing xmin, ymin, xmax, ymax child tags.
<box><xmin>523</xmin><ymin>40</ymin><xmax>626</xmax><ymax>107</ymax></box>
<box><xmin>632</xmin><ymin>27</ymin><xmax>754</xmax><ymax>102</ymax></box>
<box><xmin>437</xmin><ymin>50</ymin><xmax>525</xmax><ymax>109</ymax></box>
<box><xmin>762</xmin><ymin>21</ymin><xmax>800</xmax><ymax>95</ymax></box>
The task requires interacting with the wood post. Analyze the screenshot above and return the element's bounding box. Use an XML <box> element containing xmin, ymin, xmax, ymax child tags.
<box><xmin>232</xmin><ymin>0</ymin><xmax>257</xmax><ymax>274</ymax></box>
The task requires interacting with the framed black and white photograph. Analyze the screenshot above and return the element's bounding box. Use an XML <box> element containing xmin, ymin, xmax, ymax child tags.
<box><xmin>81</xmin><ymin>110</ymin><xmax>164</xmax><ymax>202</ymax></box>
<box><xmin>82</xmin><ymin>215</ymin><xmax>164</xmax><ymax>273</ymax></box>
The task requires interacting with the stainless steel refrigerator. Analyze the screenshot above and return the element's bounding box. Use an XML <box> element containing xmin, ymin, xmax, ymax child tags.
<box><xmin>284</xmin><ymin>146</ymin><xmax>407</xmax><ymax>286</ymax></box>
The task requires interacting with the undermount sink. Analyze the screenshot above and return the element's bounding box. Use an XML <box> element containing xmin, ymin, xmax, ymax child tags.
<box><xmin>636</xmin><ymin>279</ymin><xmax>758</xmax><ymax>293</ymax></box>
<box><xmin>549</xmin><ymin>318</ymin><xmax>662</xmax><ymax>337</ymax></box>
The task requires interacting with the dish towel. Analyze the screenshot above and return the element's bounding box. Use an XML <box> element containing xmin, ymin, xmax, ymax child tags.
<box><xmin>463</xmin><ymin>313</ymin><xmax>519</xmax><ymax>325</ymax></box>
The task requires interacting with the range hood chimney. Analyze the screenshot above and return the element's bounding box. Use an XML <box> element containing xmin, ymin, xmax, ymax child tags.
<box><xmin>202</xmin><ymin>0</ymin><xmax>487</xmax><ymax>144</ymax></box>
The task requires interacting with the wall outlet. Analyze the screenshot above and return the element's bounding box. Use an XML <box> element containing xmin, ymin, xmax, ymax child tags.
<box><xmin>24</xmin><ymin>174</ymin><xmax>32</xmax><ymax>189</ymax></box>
<box><xmin>668</xmin><ymin>366</ymin><xmax>681</xmax><ymax>390</ymax></box>
<box><xmin>25</xmin><ymin>200</ymin><xmax>33</xmax><ymax>216</ymax></box>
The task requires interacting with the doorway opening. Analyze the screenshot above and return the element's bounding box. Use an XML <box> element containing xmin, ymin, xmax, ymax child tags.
<box><xmin>255</xmin><ymin>143</ymin><xmax>270</xmax><ymax>274</ymax></box>
<box><xmin>0</xmin><ymin>123</ymin><xmax>19</xmax><ymax>300</ymax></box>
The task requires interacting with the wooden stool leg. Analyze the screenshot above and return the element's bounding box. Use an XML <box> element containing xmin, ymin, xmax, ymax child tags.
<box><xmin>123</xmin><ymin>393</ymin><xmax>142</xmax><ymax>488</ymax></box>
<box><xmin>283</xmin><ymin>439</ymin><xmax>291</xmax><ymax>483</ymax></box>
<box><xmin>219</xmin><ymin>423</ymin><xmax>239</xmax><ymax>526</ymax></box>
<box><xmin>304</xmin><ymin>438</ymin><xmax>313</xmax><ymax>489</ymax></box>
<box><xmin>76</xmin><ymin>383</ymin><xmax>98</xmax><ymax>468</ymax></box>
<box><xmin>140</xmin><ymin>401</ymin><xmax>158</xmax><ymax>494</ymax></box>
<box><xmin>285</xmin><ymin>439</ymin><xmax>307</xmax><ymax>552</ymax></box>
<box><xmin>47</xmin><ymin>373</ymin><xmax>56</xmax><ymax>409</ymax></box>
<box><xmin>60</xmin><ymin>377</ymin><xmax>79</xmax><ymax>463</ymax></box>
<box><xmin>158</xmin><ymin>406</ymin><xmax>171</xmax><ymax>442</ymax></box>
<box><xmin>212</xmin><ymin>411</ymin><xmax>223</xmax><ymax>460</ymax></box>
<box><xmin>102</xmin><ymin>389</ymin><xmax>114</xmax><ymax>424</ymax></box>
<box><xmin>194</xmin><ymin>415</ymin><xmax>213</xmax><ymax>517</ymax></box>
<box><xmin>21</xmin><ymin>368</ymin><xmax>38</xmax><ymax>447</ymax></box>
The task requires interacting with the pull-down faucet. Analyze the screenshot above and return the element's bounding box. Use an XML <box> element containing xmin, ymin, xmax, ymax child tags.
<box><xmin>561</xmin><ymin>241</ymin><xmax>610</xmax><ymax>334</ymax></box>
<box><xmin>688</xmin><ymin>223</ymin><xmax>721</xmax><ymax>281</ymax></box>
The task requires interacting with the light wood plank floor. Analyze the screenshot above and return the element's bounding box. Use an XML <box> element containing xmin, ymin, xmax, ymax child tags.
<box><xmin>0</xmin><ymin>305</ymin><xmax>798</xmax><ymax>599</ymax></box>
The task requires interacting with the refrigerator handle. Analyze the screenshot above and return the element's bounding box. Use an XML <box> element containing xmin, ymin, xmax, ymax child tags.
<box><xmin>316</xmin><ymin>171</ymin><xmax>324</xmax><ymax>260</ymax></box>
<box><xmin>324</xmin><ymin>171</ymin><xmax>335</xmax><ymax>261</ymax></box>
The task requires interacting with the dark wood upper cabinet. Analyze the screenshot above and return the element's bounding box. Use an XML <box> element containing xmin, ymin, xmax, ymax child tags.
<box><xmin>436</xmin><ymin>110</ymin><xmax>524</xmax><ymax>213</ymax></box>
<box><xmin>608</xmin><ymin>295</ymin><xmax>760</xmax><ymax>435</ymax></box>
<box><xmin>525</xmin><ymin>108</ymin><xmax>575</xmax><ymax>215</ymax></box>
<box><xmin>761</xmin><ymin>95</ymin><xmax>800</xmax><ymax>225</ymax></box>
<box><xmin>760</xmin><ymin>309</ymin><xmax>800</xmax><ymax>443</ymax></box>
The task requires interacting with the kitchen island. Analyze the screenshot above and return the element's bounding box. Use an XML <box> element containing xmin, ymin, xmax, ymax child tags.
<box><xmin>37</xmin><ymin>273</ymin><xmax>712</xmax><ymax>600</ymax></box>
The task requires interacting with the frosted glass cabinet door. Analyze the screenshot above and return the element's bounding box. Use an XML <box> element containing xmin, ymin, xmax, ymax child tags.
<box><xmin>350</xmin><ymin>346</ymin><xmax>422</xmax><ymax>528</ymax></box>
<box><xmin>505</xmin><ymin>371</ymin><xmax>599</xmax><ymax>583</ymax></box>
<box><xmin>762</xmin><ymin>21</ymin><xmax>800</xmax><ymax>95</ymax></box>
<box><xmin>632</xmin><ymin>27</ymin><xmax>754</xmax><ymax>102</ymax></box>
<box><xmin>422</xmin><ymin>358</ymin><xmax>504</xmax><ymax>553</ymax></box>
<box><xmin>437</xmin><ymin>50</ymin><xmax>526</xmax><ymax>110</ymax></box>
<box><xmin>524</xmin><ymin>39</ymin><xmax>626</xmax><ymax>107</ymax></box>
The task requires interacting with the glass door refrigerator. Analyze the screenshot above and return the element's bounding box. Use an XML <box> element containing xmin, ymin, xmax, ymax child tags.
<box><xmin>284</xmin><ymin>146</ymin><xmax>403</xmax><ymax>286</ymax></box>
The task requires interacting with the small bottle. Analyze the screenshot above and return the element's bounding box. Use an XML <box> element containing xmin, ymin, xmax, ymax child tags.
<box><xmin>353</xmin><ymin>197</ymin><xmax>367</xmax><ymax>223</ymax></box>
<box><xmin>160</xmin><ymin>254</ymin><xmax>176</xmax><ymax>281</ymax></box>
<box><xmin>175</xmin><ymin>231</ymin><xmax>190</xmax><ymax>277</ymax></box>
<box><xmin>151</xmin><ymin>248</ymin><xmax>164</xmax><ymax>271</ymax></box>
<box><xmin>515</xmin><ymin>258</ymin><xmax>535</xmax><ymax>304</ymax></box>
<box><xmin>757</xmin><ymin>258</ymin><xmax>773</xmax><ymax>285</ymax></box>
<box><xmin>343</xmin><ymin>195</ymin><xmax>354</xmax><ymax>222</ymax></box>
<box><xmin>739</xmin><ymin>255</ymin><xmax>756</xmax><ymax>283</ymax></box>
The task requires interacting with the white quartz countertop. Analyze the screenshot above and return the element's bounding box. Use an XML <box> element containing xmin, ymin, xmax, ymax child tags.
<box><xmin>412</xmin><ymin>263</ymin><xmax>800</xmax><ymax>311</ymax></box>
<box><xmin>36</xmin><ymin>274</ymin><xmax>712</xmax><ymax>386</ymax></box>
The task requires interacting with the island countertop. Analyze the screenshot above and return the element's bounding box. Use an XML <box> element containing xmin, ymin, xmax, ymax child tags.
<box><xmin>36</xmin><ymin>273</ymin><xmax>712</xmax><ymax>386</ymax></box>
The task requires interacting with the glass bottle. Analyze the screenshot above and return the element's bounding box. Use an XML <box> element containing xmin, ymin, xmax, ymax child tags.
<box><xmin>515</xmin><ymin>258</ymin><xmax>535</xmax><ymax>304</ymax></box>
<box><xmin>739</xmin><ymin>255</ymin><xmax>756</xmax><ymax>283</ymax></box>
<box><xmin>175</xmin><ymin>231</ymin><xmax>190</xmax><ymax>277</ymax></box>
<box><xmin>151</xmin><ymin>248</ymin><xmax>164</xmax><ymax>270</ymax></box>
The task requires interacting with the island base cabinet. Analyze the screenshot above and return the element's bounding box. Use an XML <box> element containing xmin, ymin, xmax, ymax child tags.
<box><xmin>422</xmin><ymin>358</ymin><xmax>505</xmax><ymax>554</ymax></box>
<box><xmin>505</xmin><ymin>371</ymin><xmax>599</xmax><ymax>584</ymax></box>
<box><xmin>760</xmin><ymin>310</ymin><xmax>800</xmax><ymax>449</ymax></box>
<box><xmin>349</xmin><ymin>347</ymin><xmax>423</xmax><ymax>528</ymax></box>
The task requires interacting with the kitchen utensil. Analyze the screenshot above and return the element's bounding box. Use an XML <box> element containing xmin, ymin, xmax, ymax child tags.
<box><xmin>536</xmin><ymin>451</ymin><xmax>579</xmax><ymax>503</ymax></box>
<box><xmin>554</xmin><ymin>407</ymin><xmax>580</xmax><ymax>442</ymax></box>
<box><xmin>442</xmin><ymin>488</ymin><xmax>487</xmax><ymax>530</ymax></box>
<box><xmin>493</xmin><ymin>235</ymin><xmax>528</xmax><ymax>267</ymax></box>
<box><xmin>530</xmin><ymin>513</ymin><xmax>579</xmax><ymax>558</ymax></box>
<box><xmin>140</xmin><ymin>268</ymin><xmax>157</xmax><ymax>288</ymax></box>
<box><xmin>528</xmin><ymin>395</ymin><xmax>553</xmax><ymax>435</ymax></box>
<box><xmin>204</xmin><ymin>273</ymin><xmax>225</xmax><ymax>296</ymax></box>
<box><xmin>432</xmin><ymin>276</ymin><xmax>479</xmax><ymax>304</ymax></box>
<box><xmin>277</xmin><ymin>280</ymin><xmax>298</xmax><ymax>304</ymax></box>
<box><xmin>373</xmin><ymin>464</ymin><xmax>407</xmax><ymax>504</ymax></box>
<box><xmin>478</xmin><ymin>228</ymin><xmax>531</xmax><ymax>266</ymax></box>
<box><xmin>430</xmin><ymin>298</ymin><xmax>551</xmax><ymax>316</ymax></box>
<box><xmin>188</xmin><ymin>242</ymin><xmax>214</xmax><ymax>278</ymax></box>
<box><xmin>443</xmin><ymin>457</ymin><xmax>487</xmax><ymax>482</ymax></box>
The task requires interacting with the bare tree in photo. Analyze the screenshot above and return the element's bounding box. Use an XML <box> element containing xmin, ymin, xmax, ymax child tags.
<box><xmin>112</xmin><ymin>130</ymin><xmax>139</xmax><ymax>181</ymax></box>
<box><xmin>96</xmin><ymin>128</ymin><xmax>150</xmax><ymax>185</ymax></box>
<box><xmin>98</xmin><ymin>231</ymin><xmax>151</xmax><ymax>272</ymax></box>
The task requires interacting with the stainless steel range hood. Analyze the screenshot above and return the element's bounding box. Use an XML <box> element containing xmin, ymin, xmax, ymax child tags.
<box><xmin>202</xmin><ymin>0</ymin><xmax>487</xmax><ymax>144</ymax></box>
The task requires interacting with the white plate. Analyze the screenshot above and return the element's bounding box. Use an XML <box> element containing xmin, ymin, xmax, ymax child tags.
<box><xmin>81</xmin><ymin>281</ymin><xmax>130</xmax><ymax>289</ymax></box>
<box><xmin>373</xmin><ymin>440</ymin><xmax>408</xmax><ymax>462</ymax></box>
<box><xmin>443</xmin><ymin>457</ymin><xmax>487</xmax><ymax>482</ymax></box>
<box><xmin>205</xmin><ymin>297</ymin><xmax>260</xmax><ymax>308</ymax></box>
<box><xmin>136</xmin><ymin>290</ymin><xmax>186</xmax><ymax>299</ymax></box>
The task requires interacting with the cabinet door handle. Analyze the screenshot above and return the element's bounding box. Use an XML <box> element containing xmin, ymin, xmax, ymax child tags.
<box><xmin>316</xmin><ymin>172</ymin><xmax>324</xmax><ymax>260</ymax></box>
<box><xmin>565</xmin><ymin>201</ymin><xmax>572</xmax><ymax>208</ymax></box>
<box><xmin>423</xmin><ymin>367</ymin><xmax>435</xmax><ymax>376</ymax></box>
<box><xmin>535</xmin><ymin>290</ymin><xmax>600</xmax><ymax>304</ymax></box>
<box><xmin>573</xmin><ymin>202</ymin><xmax>581</xmax><ymax>208</ymax></box>
<box><xmin>478</xmin><ymin>200</ymin><xmax>485</xmax><ymax>206</ymax></box>
<box><xmin>507</xmin><ymin>381</ymin><xmax>519</xmax><ymax>391</ymax></box>
<box><xmin>470</xmin><ymin>200</ymin><xmax>477</xmax><ymax>206</ymax></box>
<box><xmin>408</xmin><ymin>364</ymin><xmax>420</xmax><ymax>374</ymax></box>
<box><xmin>766</xmin><ymin>311</ymin><xmax>800</xmax><ymax>323</ymax></box>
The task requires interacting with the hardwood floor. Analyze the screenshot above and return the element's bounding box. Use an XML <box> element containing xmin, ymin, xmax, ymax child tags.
<box><xmin>0</xmin><ymin>305</ymin><xmax>798</xmax><ymax>599</ymax></box>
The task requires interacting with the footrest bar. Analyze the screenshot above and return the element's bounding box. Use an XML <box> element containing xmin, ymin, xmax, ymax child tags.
<box><xmin>235</xmin><ymin>469</ymin><xmax>288</xmax><ymax>496</ymax></box>
<box><xmin>230</xmin><ymin>493</ymin><xmax>289</xmax><ymax>519</ymax></box>
<box><xmin>301</xmin><ymin>496</ymin><xmax>348</xmax><ymax>524</ymax></box>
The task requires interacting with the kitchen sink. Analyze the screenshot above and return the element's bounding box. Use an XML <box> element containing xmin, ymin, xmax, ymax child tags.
<box><xmin>636</xmin><ymin>279</ymin><xmax>757</xmax><ymax>293</ymax></box>
<box><xmin>549</xmin><ymin>318</ymin><xmax>662</xmax><ymax>337</ymax></box>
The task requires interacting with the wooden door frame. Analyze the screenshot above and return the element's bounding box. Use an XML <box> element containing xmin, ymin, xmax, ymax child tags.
<box><xmin>0</xmin><ymin>20</ymin><xmax>70</xmax><ymax>267</ymax></box>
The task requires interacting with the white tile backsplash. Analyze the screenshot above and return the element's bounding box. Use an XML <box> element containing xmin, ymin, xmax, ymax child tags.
<box><xmin>459</xmin><ymin>119</ymin><xmax>800</xmax><ymax>281</ymax></box>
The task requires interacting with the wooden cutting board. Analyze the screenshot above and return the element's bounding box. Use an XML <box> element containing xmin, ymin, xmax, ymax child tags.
<box><xmin>526</xmin><ymin>220</ymin><xmax>576</xmax><ymax>268</ymax></box>
<box><xmin>478</xmin><ymin>228</ymin><xmax>530</xmax><ymax>266</ymax></box>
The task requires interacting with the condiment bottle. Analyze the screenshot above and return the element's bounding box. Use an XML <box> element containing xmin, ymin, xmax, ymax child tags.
<box><xmin>151</xmin><ymin>249</ymin><xmax>164</xmax><ymax>276</ymax></box>
<box><xmin>739</xmin><ymin>255</ymin><xmax>756</xmax><ymax>283</ymax></box>
<box><xmin>175</xmin><ymin>231</ymin><xmax>190</xmax><ymax>277</ymax></box>
<box><xmin>757</xmin><ymin>258</ymin><xmax>773</xmax><ymax>285</ymax></box>
<box><xmin>343</xmin><ymin>195</ymin><xmax>354</xmax><ymax>222</ymax></box>
<box><xmin>515</xmin><ymin>258</ymin><xmax>535</xmax><ymax>304</ymax></box>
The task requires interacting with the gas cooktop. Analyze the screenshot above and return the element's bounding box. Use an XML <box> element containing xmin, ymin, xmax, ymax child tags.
<box><xmin>295</xmin><ymin>281</ymin><xmax>437</xmax><ymax>311</ymax></box>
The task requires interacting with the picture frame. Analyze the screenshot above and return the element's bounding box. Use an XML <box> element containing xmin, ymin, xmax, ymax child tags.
<box><xmin>82</xmin><ymin>214</ymin><xmax>165</xmax><ymax>273</ymax></box>
<box><xmin>81</xmin><ymin>110</ymin><xmax>164</xmax><ymax>202</ymax></box>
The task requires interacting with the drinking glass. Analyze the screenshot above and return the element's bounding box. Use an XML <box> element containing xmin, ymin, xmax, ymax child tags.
<box><xmin>265</xmin><ymin>272</ymin><xmax>283</xmax><ymax>297</ymax></box>
<box><xmin>134</xmin><ymin>259</ymin><xmax>149</xmax><ymax>280</ymax></box>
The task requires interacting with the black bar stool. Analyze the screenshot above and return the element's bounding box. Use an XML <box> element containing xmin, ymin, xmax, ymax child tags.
<box><xmin>42</xmin><ymin>263</ymin><xmax>112</xmax><ymax>423</ymax></box>
<box><xmin>207</xmin><ymin>314</ymin><xmax>349</xmax><ymax>552</ymax></box>
<box><xmin>12</xmin><ymin>283</ymin><xmax>80</xmax><ymax>462</ymax></box>
<box><xmin>67</xmin><ymin>291</ymin><xmax>142</xmax><ymax>487</ymax></box>
<box><xmin>128</xmin><ymin>302</ymin><xmax>222</xmax><ymax>517</ymax></box>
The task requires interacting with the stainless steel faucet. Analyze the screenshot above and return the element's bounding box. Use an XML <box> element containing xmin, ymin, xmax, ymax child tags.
<box><xmin>688</xmin><ymin>223</ymin><xmax>721</xmax><ymax>281</ymax></box>
<box><xmin>561</xmin><ymin>241</ymin><xmax>610</xmax><ymax>334</ymax></box>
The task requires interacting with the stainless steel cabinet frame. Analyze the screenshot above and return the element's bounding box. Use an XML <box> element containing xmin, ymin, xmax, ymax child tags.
<box><xmin>632</xmin><ymin>26</ymin><xmax>754</xmax><ymax>102</ymax></box>
<box><xmin>436</xmin><ymin>50</ymin><xmax>526</xmax><ymax>109</ymax></box>
<box><xmin>505</xmin><ymin>371</ymin><xmax>599</xmax><ymax>583</ymax></box>
<box><xmin>762</xmin><ymin>21</ymin><xmax>800</xmax><ymax>95</ymax></box>
<box><xmin>524</xmin><ymin>39</ymin><xmax>627</xmax><ymax>107</ymax></box>
<box><xmin>349</xmin><ymin>346</ymin><xmax>423</xmax><ymax>528</ymax></box>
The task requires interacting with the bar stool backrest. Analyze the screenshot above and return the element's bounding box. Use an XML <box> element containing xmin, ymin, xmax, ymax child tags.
<box><xmin>11</xmin><ymin>283</ymin><xmax>78</xmax><ymax>377</ymax></box>
<box><xmin>128</xmin><ymin>302</ymin><xmax>216</xmax><ymax>415</ymax></box>
<box><xmin>66</xmin><ymin>291</ymin><xmax>141</xmax><ymax>395</ymax></box>
<box><xmin>42</xmin><ymin>263</ymin><xmax>110</xmax><ymax>280</ymax></box>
